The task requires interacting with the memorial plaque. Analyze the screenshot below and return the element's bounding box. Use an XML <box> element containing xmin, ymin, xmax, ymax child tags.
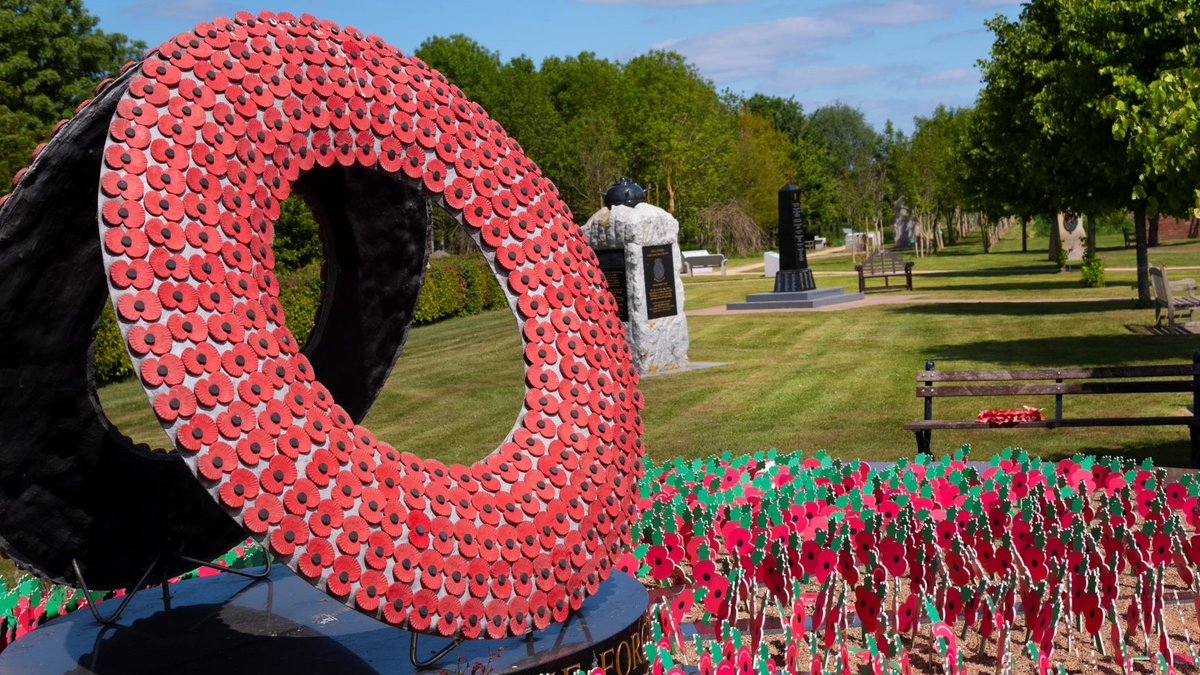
<box><xmin>597</xmin><ymin>249</ymin><xmax>630</xmax><ymax>321</ymax></box>
<box><xmin>642</xmin><ymin>245</ymin><xmax>678</xmax><ymax>319</ymax></box>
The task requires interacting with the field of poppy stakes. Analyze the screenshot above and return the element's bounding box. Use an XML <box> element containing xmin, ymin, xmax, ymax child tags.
<box><xmin>0</xmin><ymin>8</ymin><xmax>1197</xmax><ymax>675</ymax></box>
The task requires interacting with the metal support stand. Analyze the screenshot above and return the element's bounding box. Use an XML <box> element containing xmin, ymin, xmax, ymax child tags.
<box><xmin>72</xmin><ymin>552</ymin><xmax>271</xmax><ymax>627</ymax></box>
<box><xmin>72</xmin><ymin>559</ymin><xmax>159</xmax><ymax>627</ymax></box>
<box><xmin>409</xmin><ymin>631</ymin><xmax>466</xmax><ymax>669</ymax></box>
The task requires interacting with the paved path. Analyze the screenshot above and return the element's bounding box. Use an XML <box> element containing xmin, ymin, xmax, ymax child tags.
<box><xmin>722</xmin><ymin>263</ymin><xmax>1200</xmax><ymax>278</ymax></box>
<box><xmin>687</xmin><ymin>294</ymin><xmax>1132</xmax><ymax>316</ymax></box>
<box><xmin>723</xmin><ymin>246</ymin><xmax>849</xmax><ymax>275</ymax></box>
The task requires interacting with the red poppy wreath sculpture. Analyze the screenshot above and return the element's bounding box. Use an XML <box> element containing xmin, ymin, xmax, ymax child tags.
<box><xmin>12</xmin><ymin>11</ymin><xmax>644</xmax><ymax>639</ymax></box>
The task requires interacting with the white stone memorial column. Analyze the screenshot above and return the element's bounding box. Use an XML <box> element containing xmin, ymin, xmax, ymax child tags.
<box><xmin>583</xmin><ymin>183</ymin><xmax>688</xmax><ymax>374</ymax></box>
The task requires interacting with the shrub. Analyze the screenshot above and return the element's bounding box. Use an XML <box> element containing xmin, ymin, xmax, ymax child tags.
<box><xmin>1080</xmin><ymin>254</ymin><xmax>1105</xmax><ymax>287</ymax></box>
<box><xmin>413</xmin><ymin>258</ymin><xmax>469</xmax><ymax>324</ymax></box>
<box><xmin>92</xmin><ymin>304</ymin><xmax>134</xmax><ymax>385</ymax></box>
<box><xmin>276</xmin><ymin>262</ymin><xmax>323</xmax><ymax>346</ymax></box>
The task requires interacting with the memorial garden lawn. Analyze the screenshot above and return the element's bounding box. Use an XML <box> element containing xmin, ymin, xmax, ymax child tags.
<box><xmin>99</xmin><ymin>228</ymin><xmax>1200</xmax><ymax>468</ymax></box>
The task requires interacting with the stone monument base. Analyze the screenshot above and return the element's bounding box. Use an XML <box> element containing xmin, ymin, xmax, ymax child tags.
<box><xmin>726</xmin><ymin>287</ymin><xmax>864</xmax><ymax>311</ymax></box>
<box><xmin>773</xmin><ymin>269</ymin><xmax>815</xmax><ymax>293</ymax></box>
<box><xmin>0</xmin><ymin>566</ymin><xmax>651</xmax><ymax>675</ymax></box>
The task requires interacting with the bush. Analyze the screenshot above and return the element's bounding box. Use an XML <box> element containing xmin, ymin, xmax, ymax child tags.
<box><xmin>460</xmin><ymin>258</ymin><xmax>507</xmax><ymax>314</ymax></box>
<box><xmin>92</xmin><ymin>304</ymin><xmax>134</xmax><ymax>385</ymax></box>
<box><xmin>1054</xmin><ymin>237</ymin><xmax>1068</xmax><ymax>271</ymax></box>
<box><xmin>1093</xmin><ymin>209</ymin><xmax>1133</xmax><ymax>233</ymax></box>
<box><xmin>1080</xmin><ymin>254</ymin><xmax>1104</xmax><ymax>287</ymax></box>
<box><xmin>413</xmin><ymin>256</ymin><xmax>506</xmax><ymax>325</ymax></box>
<box><xmin>273</xmin><ymin>195</ymin><xmax>321</xmax><ymax>271</ymax></box>
<box><xmin>276</xmin><ymin>262</ymin><xmax>323</xmax><ymax>346</ymax></box>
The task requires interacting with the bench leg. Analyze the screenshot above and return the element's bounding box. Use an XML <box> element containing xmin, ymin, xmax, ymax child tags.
<box><xmin>915</xmin><ymin>430</ymin><xmax>931</xmax><ymax>456</ymax></box>
<box><xmin>1192</xmin><ymin>425</ymin><xmax>1199</xmax><ymax>469</ymax></box>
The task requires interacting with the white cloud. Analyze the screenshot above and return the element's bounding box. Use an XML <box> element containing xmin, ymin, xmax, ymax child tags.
<box><xmin>657</xmin><ymin>16</ymin><xmax>853</xmax><ymax>82</ymax></box>
<box><xmin>823</xmin><ymin>0</ymin><xmax>953</xmax><ymax>26</ymax></box>
<box><xmin>918</xmin><ymin>68</ymin><xmax>979</xmax><ymax>87</ymax></box>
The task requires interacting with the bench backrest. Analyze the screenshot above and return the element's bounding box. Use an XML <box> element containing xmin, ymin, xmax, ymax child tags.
<box><xmin>914</xmin><ymin>363</ymin><xmax>1200</xmax><ymax>398</ymax></box>
<box><xmin>863</xmin><ymin>250</ymin><xmax>907</xmax><ymax>274</ymax></box>
<box><xmin>1150</xmin><ymin>265</ymin><xmax>1171</xmax><ymax>304</ymax></box>
<box><xmin>685</xmin><ymin>254</ymin><xmax>725</xmax><ymax>266</ymax></box>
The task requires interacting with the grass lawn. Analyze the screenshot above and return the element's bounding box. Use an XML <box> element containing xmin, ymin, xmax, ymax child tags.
<box><xmin>98</xmin><ymin>228</ymin><xmax>1200</xmax><ymax>469</ymax></box>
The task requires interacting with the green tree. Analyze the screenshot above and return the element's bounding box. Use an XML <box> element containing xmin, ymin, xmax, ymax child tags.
<box><xmin>273</xmin><ymin>195</ymin><xmax>321</xmax><ymax>270</ymax></box>
<box><xmin>1101</xmin><ymin>2</ymin><xmax>1200</xmax><ymax>238</ymax></box>
<box><xmin>617</xmin><ymin>51</ymin><xmax>732</xmax><ymax>219</ymax></box>
<box><xmin>897</xmin><ymin>105</ymin><xmax>974</xmax><ymax>249</ymax></box>
<box><xmin>413</xmin><ymin>34</ymin><xmax>501</xmax><ymax>105</ymax></box>
<box><xmin>541</xmin><ymin>52</ymin><xmax>627</xmax><ymax>216</ymax></box>
<box><xmin>723</xmin><ymin>109</ymin><xmax>795</xmax><ymax>230</ymax></box>
<box><xmin>805</xmin><ymin>104</ymin><xmax>890</xmax><ymax>236</ymax></box>
<box><xmin>743</xmin><ymin>94</ymin><xmax>836</xmax><ymax>236</ymax></box>
<box><xmin>970</xmin><ymin>0</ymin><xmax>1197</xmax><ymax>302</ymax></box>
<box><xmin>487</xmin><ymin>56</ymin><xmax>570</xmax><ymax>193</ymax></box>
<box><xmin>0</xmin><ymin>0</ymin><xmax>142</xmax><ymax>192</ymax></box>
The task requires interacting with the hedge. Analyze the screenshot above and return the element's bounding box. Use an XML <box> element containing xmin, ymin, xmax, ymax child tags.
<box><xmin>93</xmin><ymin>255</ymin><xmax>505</xmax><ymax>386</ymax></box>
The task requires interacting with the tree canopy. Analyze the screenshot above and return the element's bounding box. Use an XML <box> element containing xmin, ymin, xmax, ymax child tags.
<box><xmin>0</xmin><ymin>0</ymin><xmax>142</xmax><ymax>190</ymax></box>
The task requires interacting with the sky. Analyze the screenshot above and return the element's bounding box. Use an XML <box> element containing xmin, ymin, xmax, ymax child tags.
<box><xmin>83</xmin><ymin>0</ymin><xmax>1024</xmax><ymax>135</ymax></box>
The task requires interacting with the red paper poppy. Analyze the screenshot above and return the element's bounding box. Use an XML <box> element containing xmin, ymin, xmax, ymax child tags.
<box><xmin>216</xmin><ymin>468</ymin><xmax>258</xmax><ymax>509</ymax></box>
<box><xmin>284</xmin><ymin>479</ymin><xmax>319</xmax><ymax>515</ymax></box>
<box><xmin>326</xmin><ymin>555</ymin><xmax>361</xmax><ymax>597</ymax></box>
<box><xmin>298</xmin><ymin>539</ymin><xmax>334</xmax><ymax>579</ymax></box>
<box><xmin>270</xmin><ymin>514</ymin><xmax>309</xmax><ymax>556</ymax></box>
<box><xmin>140</xmin><ymin>354</ymin><xmax>185</xmax><ymax>388</ymax></box>
<box><xmin>194</xmin><ymin>441</ymin><xmax>235</xmax><ymax>481</ymax></box>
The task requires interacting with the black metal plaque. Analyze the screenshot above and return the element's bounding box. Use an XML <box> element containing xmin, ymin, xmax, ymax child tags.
<box><xmin>642</xmin><ymin>245</ymin><xmax>678</xmax><ymax>319</ymax></box>
<box><xmin>597</xmin><ymin>249</ymin><xmax>630</xmax><ymax>322</ymax></box>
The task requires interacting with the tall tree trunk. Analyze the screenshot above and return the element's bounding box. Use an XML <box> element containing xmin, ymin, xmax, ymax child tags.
<box><xmin>1021</xmin><ymin>218</ymin><xmax>1028</xmax><ymax>252</ymax></box>
<box><xmin>1133</xmin><ymin>202</ymin><xmax>1151</xmax><ymax>305</ymax></box>
<box><xmin>665</xmin><ymin>171</ymin><xmax>676</xmax><ymax>214</ymax></box>
<box><xmin>1086</xmin><ymin>213</ymin><xmax>1096</xmax><ymax>255</ymax></box>
<box><xmin>1148</xmin><ymin>213</ymin><xmax>1159</xmax><ymax>247</ymax></box>
<box><xmin>1048</xmin><ymin>212</ymin><xmax>1060</xmax><ymax>262</ymax></box>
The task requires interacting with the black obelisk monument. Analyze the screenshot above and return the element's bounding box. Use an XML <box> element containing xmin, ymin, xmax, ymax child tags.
<box><xmin>726</xmin><ymin>183</ymin><xmax>863</xmax><ymax>310</ymax></box>
<box><xmin>773</xmin><ymin>184</ymin><xmax>816</xmax><ymax>292</ymax></box>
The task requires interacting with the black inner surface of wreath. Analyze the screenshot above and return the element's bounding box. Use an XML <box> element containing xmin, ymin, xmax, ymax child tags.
<box><xmin>0</xmin><ymin>62</ymin><xmax>432</xmax><ymax>589</ymax></box>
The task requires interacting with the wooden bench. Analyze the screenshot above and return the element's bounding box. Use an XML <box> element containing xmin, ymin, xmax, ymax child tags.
<box><xmin>682</xmin><ymin>253</ymin><xmax>726</xmax><ymax>276</ymax></box>
<box><xmin>904</xmin><ymin>355</ymin><xmax>1200</xmax><ymax>467</ymax></box>
<box><xmin>1123</xmin><ymin>228</ymin><xmax>1136</xmax><ymax>248</ymax></box>
<box><xmin>855</xmin><ymin>249</ymin><xmax>913</xmax><ymax>293</ymax></box>
<box><xmin>1150</xmin><ymin>264</ymin><xmax>1200</xmax><ymax>328</ymax></box>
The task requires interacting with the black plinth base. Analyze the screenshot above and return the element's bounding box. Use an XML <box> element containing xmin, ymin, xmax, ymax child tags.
<box><xmin>0</xmin><ymin>566</ymin><xmax>651</xmax><ymax>675</ymax></box>
<box><xmin>773</xmin><ymin>269</ymin><xmax>815</xmax><ymax>292</ymax></box>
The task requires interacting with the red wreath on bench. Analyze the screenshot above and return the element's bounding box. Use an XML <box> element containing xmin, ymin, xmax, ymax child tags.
<box><xmin>976</xmin><ymin>406</ymin><xmax>1044</xmax><ymax>426</ymax></box>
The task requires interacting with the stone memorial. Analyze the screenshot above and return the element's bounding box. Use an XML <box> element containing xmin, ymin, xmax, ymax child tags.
<box><xmin>0</xmin><ymin>12</ymin><xmax>649</xmax><ymax>673</ymax></box>
<box><xmin>1058</xmin><ymin>213</ymin><xmax>1088</xmax><ymax>262</ymax></box>
<box><xmin>728</xmin><ymin>184</ymin><xmax>863</xmax><ymax>310</ymax></box>
<box><xmin>583</xmin><ymin>179</ymin><xmax>689</xmax><ymax>374</ymax></box>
